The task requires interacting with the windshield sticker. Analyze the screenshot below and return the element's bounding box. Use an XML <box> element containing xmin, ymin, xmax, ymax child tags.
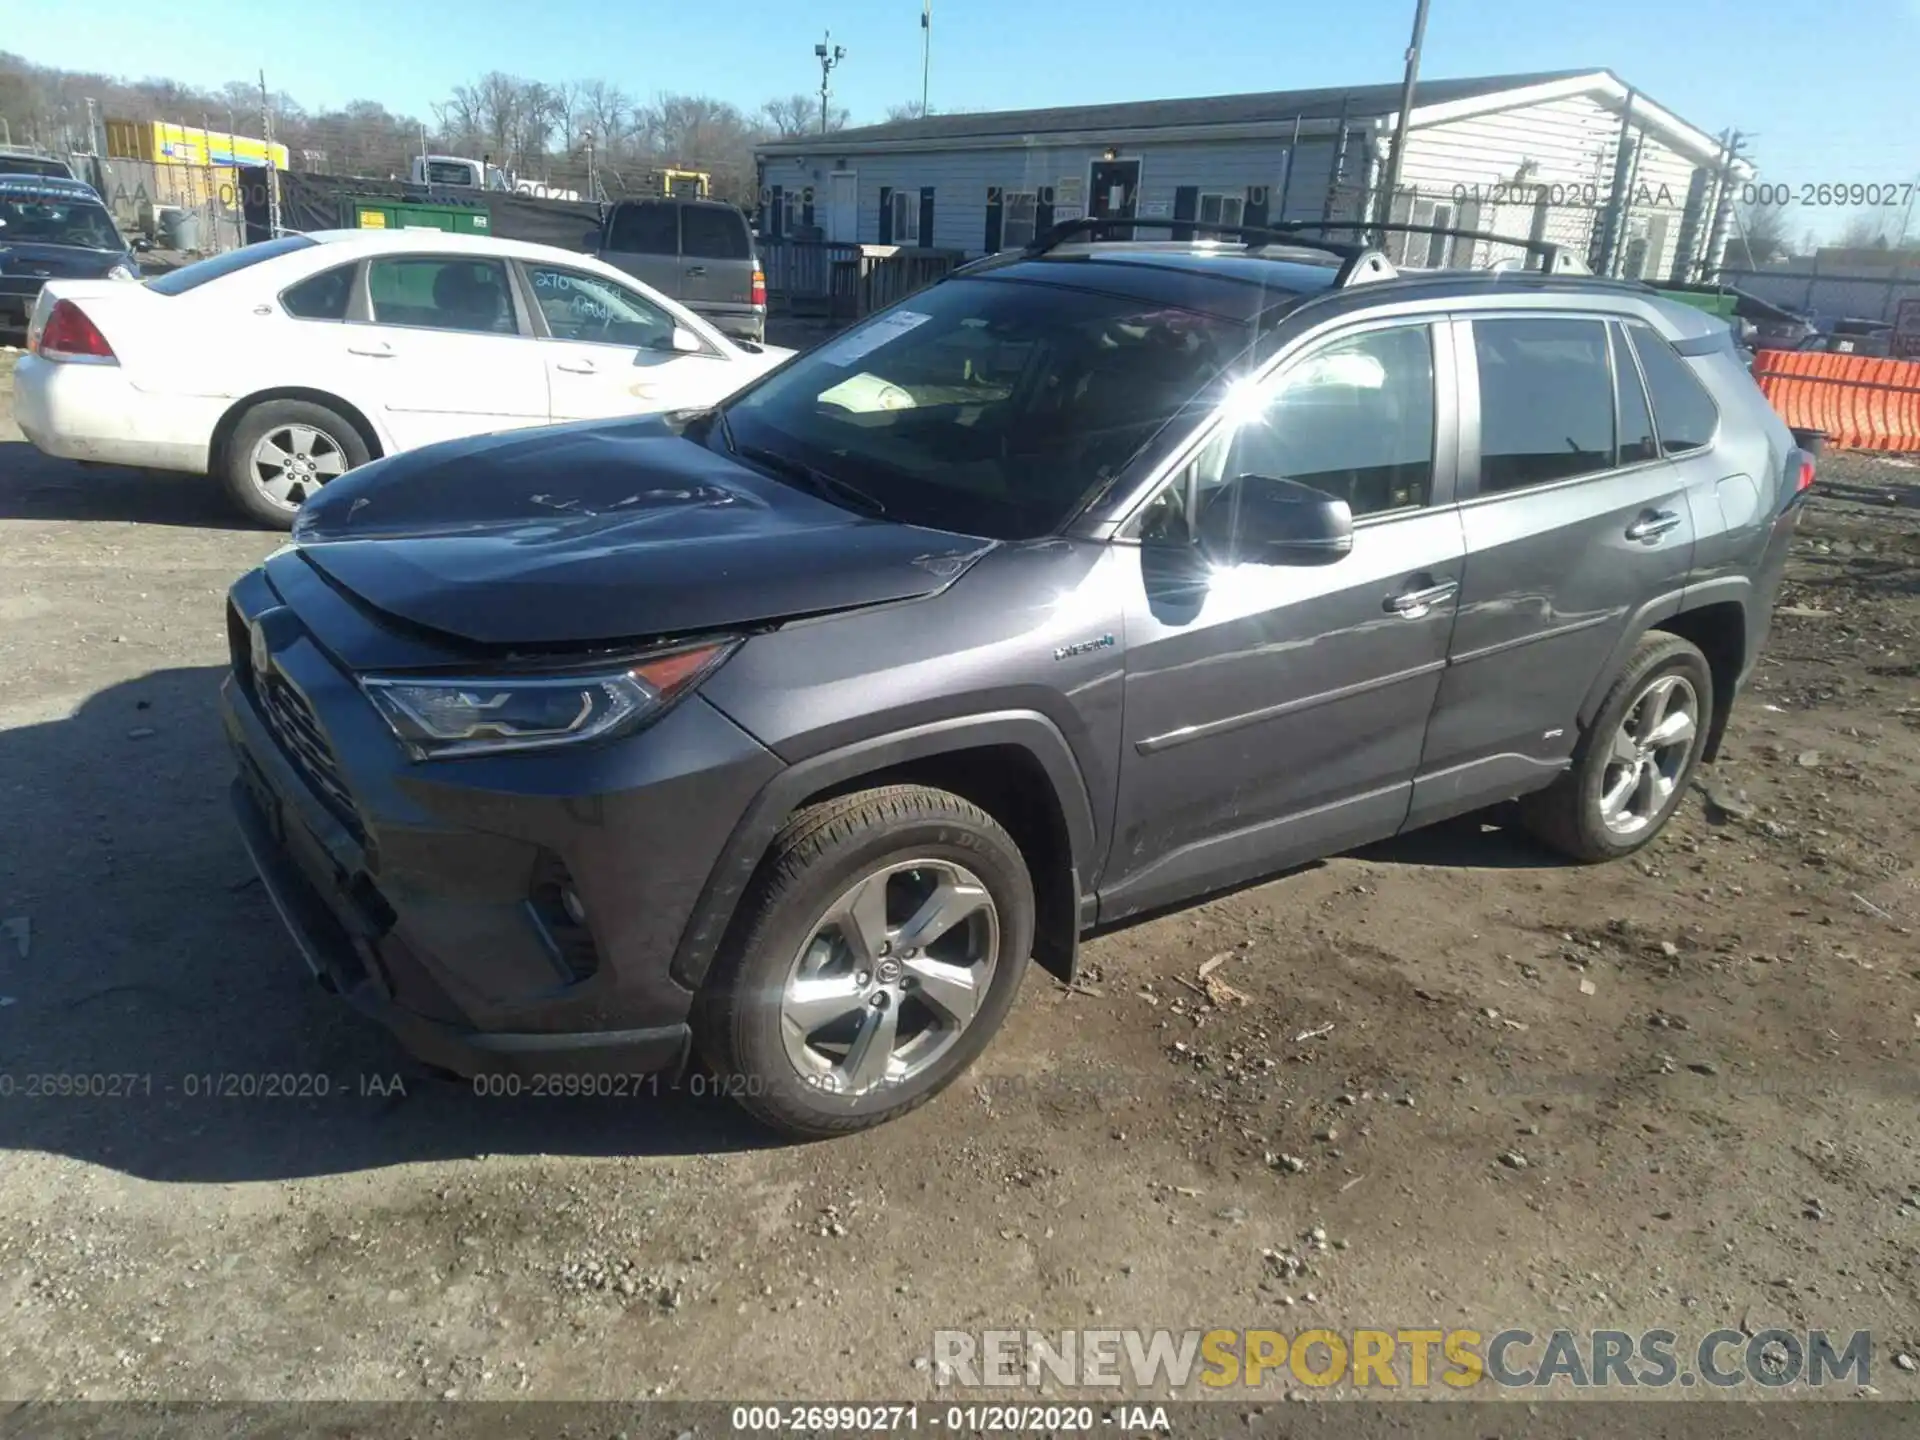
<box><xmin>815</xmin><ymin>309</ymin><xmax>933</xmax><ymax>367</ymax></box>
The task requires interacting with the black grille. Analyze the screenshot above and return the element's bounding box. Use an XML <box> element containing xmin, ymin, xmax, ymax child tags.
<box><xmin>261</xmin><ymin>669</ymin><xmax>361</xmax><ymax>836</ymax></box>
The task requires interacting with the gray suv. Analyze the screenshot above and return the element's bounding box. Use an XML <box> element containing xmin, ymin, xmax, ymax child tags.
<box><xmin>221</xmin><ymin>220</ymin><xmax>1811</xmax><ymax>1139</ymax></box>
<box><xmin>591</xmin><ymin>197</ymin><xmax>766</xmax><ymax>344</ymax></box>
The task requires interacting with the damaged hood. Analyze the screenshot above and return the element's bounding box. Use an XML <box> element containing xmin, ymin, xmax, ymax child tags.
<box><xmin>288</xmin><ymin>417</ymin><xmax>994</xmax><ymax>646</ymax></box>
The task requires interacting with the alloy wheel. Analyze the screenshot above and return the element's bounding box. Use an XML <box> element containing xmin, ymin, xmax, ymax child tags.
<box><xmin>1596</xmin><ymin>673</ymin><xmax>1700</xmax><ymax>837</ymax></box>
<box><xmin>779</xmin><ymin>859</ymin><xmax>1000</xmax><ymax>1098</ymax></box>
<box><xmin>249</xmin><ymin>424</ymin><xmax>347</xmax><ymax>509</ymax></box>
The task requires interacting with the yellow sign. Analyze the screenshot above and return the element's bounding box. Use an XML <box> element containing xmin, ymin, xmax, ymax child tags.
<box><xmin>357</xmin><ymin>210</ymin><xmax>388</xmax><ymax>228</ymax></box>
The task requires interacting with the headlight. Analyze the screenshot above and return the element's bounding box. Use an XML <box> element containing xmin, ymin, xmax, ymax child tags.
<box><xmin>361</xmin><ymin>639</ymin><xmax>737</xmax><ymax>759</ymax></box>
<box><xmin>106</xmin><ymin>263</ymin><xmax>138</xmax><ymax>281</ymax></box>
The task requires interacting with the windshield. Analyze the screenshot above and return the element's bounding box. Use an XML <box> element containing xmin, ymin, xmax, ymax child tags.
<box><xmin>0</xmin><ymin>194</ymin><xmax>120</xmax><ymax>250</ymax></box>
<box><xmin>724</xmin><ymin>276</ymin><xmax>1246</xmax><ymax>539</ymax></box>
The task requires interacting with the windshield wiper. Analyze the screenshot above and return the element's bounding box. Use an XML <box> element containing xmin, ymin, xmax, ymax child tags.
<box><xmin>734</xmin><ymin>442</ymin><xmax>888</xmax><ymax>518</ymax></box>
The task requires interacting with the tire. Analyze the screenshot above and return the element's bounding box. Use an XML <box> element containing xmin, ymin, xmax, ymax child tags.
<box><xmin>1520</xmin><ymin>631</ymin><xmax>1715</xmax><ymax>862</ymax></box>
<box><xmin>221</xmin><ymin>399</ymin><xmax>370</xmax><ymax>529</ymax></box>
<box><xmin>693</xmin><ymin>784</ymin><xmax>1034</xmax><ymax>1140</ymax></box>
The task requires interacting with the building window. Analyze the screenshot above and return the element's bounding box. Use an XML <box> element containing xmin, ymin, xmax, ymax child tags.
<box><xmin>1003</xmin><ymin>191</ymin><xmax>1038</xmax><ymax>247</ymax></box>
<box><xmin>891</xmin><ymin>189</ymin><xmax>920</xmax><ymax>244</ymax></box>
<box><xmin>1198</xmin><ymin>192</ymin><xmax>1245</xmax><ymax>230</ymax></box>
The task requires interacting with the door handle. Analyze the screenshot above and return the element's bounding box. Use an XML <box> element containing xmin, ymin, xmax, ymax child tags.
<box><xmin>1384</xmin><ymin>580</ymin><xmax>1458</xmax><ymax>617</ymax></box>
<box><xmin>1626</xmin><ymin>509</ymin><xmax>1682</xmax><ymax>542</ymax></box>
<box><xmin>685</xmin><ymin>265</ymin><xmax>707</xmax><ymax>277</ymax></box>
<box><xmin>347</xmin><ymin>341</ymin><xmax>394</xmax><ymax>358</ymax></box>
<box><xmin>553</xmin><ymin>358</ymin><xmax>598</xmax><ymax>374</ymax></box>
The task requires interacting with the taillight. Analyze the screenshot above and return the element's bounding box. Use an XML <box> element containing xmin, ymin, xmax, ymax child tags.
<box><xmin>34</xmin><ymin>299</ymin><xmax>117</xmax><ymax>363</ymax></box>
<box><xmin>1796</xmin><ymin>457</ymin><xmax>1815</xmax><ymax>492</ymax></box>
<box><xmin>750</xmin><ymin>268</ymin><xmax>767</xmax><ymax>307</ymax></box>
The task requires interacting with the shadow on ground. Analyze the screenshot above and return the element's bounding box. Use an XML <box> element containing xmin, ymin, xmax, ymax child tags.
<box><xmin>0</xmin><ymin>441</ymin><xmax>259</xmax><ymax>531</ymax></box>
<box><xmin>0</xmin><ymin>666</ymin><xmax>773</xmax><ymax>1186</ymax></box>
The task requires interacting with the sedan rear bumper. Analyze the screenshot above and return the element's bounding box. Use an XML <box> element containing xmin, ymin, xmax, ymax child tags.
<box><xmin>12</xmin><ymin>353</ymin><xmax>217</xmax><ymax>473</ymax></box>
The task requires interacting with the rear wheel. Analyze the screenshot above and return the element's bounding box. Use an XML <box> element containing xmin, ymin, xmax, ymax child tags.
<box><xmin>693</xmin><ymin>785</ymin><xmax>1034</xmax><ymax>1140</ymax></box>
<box><xmin>222</xmin><ymin>399</ymin><xmax>369</xmax><ymax>528</ymax></box>
<box><xmin>1520</xmin><ymin>632</ymin><xmax>1713</xmax><ymax>862</ymax></box>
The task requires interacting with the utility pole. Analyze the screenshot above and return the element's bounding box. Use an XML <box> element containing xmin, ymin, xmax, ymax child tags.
<box><xmin>815</xmin><ymin>33</ymin><xmax>846</xmax><ymax>135</ymax></box>
<box><xmin>1701</xmin><ymin>129</ymin><xmax>1744</xmax><ymax>282</ymax></box>
<box><xmin>260</xmin><ymin>70</ymin><xmax>281</xmax><ymax>241</ymax></box>
<box><xmin>1374</xmin><ymin>0</ymin><xmax>1431</xmax><ymax>234</ymax></box>
<box><xmin>921</xmin><ymin>1</ymin><xmax>932</xmax><ymax>117</ymax></box>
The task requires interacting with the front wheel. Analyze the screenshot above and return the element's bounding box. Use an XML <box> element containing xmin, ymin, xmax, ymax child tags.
<box><xmin>221</xmin><ymin>399</ymin><xmax>369</xmax><ymax>528</ymax></box>
<box><xmin>1521</xmin><ymin>631</ymin><xmax>1714</xmax><ymax>862</ymax></box>
<box><xmin>693</xmin><ymin>785</ymin><xmax>1034</xmax><ymax>1140</ymax></box>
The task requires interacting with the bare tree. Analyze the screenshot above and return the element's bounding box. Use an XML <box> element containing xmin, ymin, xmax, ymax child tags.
<box><xmin>761</xmin><ymin>93</ymin><xmax>820</xmax><ymax>137</ymax></box>
<box><xmin>1724</xmin><ymin>200</ymin><xmax>1792</xmax><ymax>269</ymax></box>
<box><xmin>884</xmin><ymin>101</ymin><xmax>926</xmax><ymax>123</ymax></box>
<box><xmin>1837</xmin><ymin>211</ymin><xmax>1893</xmax><ymax>249</ymax></box>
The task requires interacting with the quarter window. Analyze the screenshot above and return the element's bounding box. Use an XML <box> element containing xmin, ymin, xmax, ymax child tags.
<box><xmin>1473</xmin><ymin>317</ymin><xmax>1615</xmax><ymax>492</ymax></box>
<box><xmin>1628</xmin><ymin>323</ymin><xmax>1719</xmax><ymax>454</ymax></box>
<box><xmin>367</xmin><ymin>257</ymin><xmax>516</xmax><ymax>335</ymax></box>
<box><xmin>524</xmin><ymin>264</ymin><xmax>677</xmax><ymax>349</ymax></box>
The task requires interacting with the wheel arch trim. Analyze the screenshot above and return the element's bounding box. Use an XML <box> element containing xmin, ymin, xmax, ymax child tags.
<box><xmin>668</xmin><ymin>711</ymin><xmax>1099</xmax><ymax>991</ymax></box>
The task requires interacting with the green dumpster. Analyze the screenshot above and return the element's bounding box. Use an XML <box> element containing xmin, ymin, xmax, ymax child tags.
<box><xmin>347</xmin><ymin>198</ymin><xmax>490</xmax><ymax>235</ymax></box>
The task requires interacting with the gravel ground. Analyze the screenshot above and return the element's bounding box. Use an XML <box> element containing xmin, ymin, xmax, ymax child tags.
<box><xmin>1</xmin><ymin>351</ymin><xmax>1917</xmax><ymax>1405</ymax></box>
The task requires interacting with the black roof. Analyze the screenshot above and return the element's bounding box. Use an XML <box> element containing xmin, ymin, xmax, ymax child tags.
<box><xmin>763</xmin><ymin>69</ymin><xmax>1597</xmax><ymax>151</ymax></box>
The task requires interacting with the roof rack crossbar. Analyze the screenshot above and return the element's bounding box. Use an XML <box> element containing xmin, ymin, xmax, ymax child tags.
<box><xmin>1023</xmin><ymin>215</ymin><xmax>1373</xmax><ymax>264</ymax></box>
<box><xmin>1271</xmin><ymin>220</ymin><xmax>1589</xmax><ymax>273</ymax></box>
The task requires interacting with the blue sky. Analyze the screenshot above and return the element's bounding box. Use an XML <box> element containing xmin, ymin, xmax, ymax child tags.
<box><xmin>7</xmin><ymin>0</ymin><xmax>1917</xmax><ymax>238</ymax></box>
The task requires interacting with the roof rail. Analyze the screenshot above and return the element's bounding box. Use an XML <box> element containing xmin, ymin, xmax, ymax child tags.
<box><xmin>1274</xmin><ymin>220</ymin><xmax>1590</xmax><ymax>274</ymax></box>
<box><xmin>1024</xmin><ymin>215</ymin><xmax>1380</xmax><ymax>266</ymax></box>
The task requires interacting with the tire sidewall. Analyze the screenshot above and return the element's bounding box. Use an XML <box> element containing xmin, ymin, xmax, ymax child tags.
<box><xmin>729</xmin><ymin>813</ymin><xmax>1033</xmax><ymax>1130</ymax></box>
<box><xmin>223</xmin><ymin>400</ymin><xmax>369</xmax><ymax>528</ymax></box>
<box><xmin>1570</xmin><ymin>642</ymin><xmax>1714</xmax><ymax>859</ymax></box>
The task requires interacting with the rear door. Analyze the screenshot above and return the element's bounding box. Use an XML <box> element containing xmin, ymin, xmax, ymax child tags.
<box><xmin>678</xmin><ymin>202</ymin><xmax>754</xmax><ymax>309</ymax></box>
<box><xmin>599</xmin><ymin>200</ymin><xmax>683</xmax><ymax>296</ymax></box>
<box><xmin>1415</xmin><ymin>312</ymin><xmax>1694</xmax><ymax>824</ymax></box>
<box><xmin>518</xmin><ymin>258</ymin><xmax>730</xmax><ymax>420</ymax></box>
<box><xmin>349</xmin><ymin>253</ymin><xmax>548</xmax><ymax>450</ymax></box>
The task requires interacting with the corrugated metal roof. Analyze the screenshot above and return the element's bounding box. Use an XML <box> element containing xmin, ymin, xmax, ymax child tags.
<box><xmin>761</xmin><ymin>70</ymin><xmax>1599</xmax><ymax>152</ymax></box>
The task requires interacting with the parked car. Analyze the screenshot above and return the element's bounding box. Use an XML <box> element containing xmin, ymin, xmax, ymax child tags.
<box><xmin>11</xmin><ymin>229</ymin><xmax>792</xmax><ymax>527</ymax></box>
<box><xmin>591</xmin><ymin>197</ymin><xmax>766</xmax><ymax>345</ymax></box>
<box><xmin>0</xmin><ymin>147</ymin><xmax>77</xmax><ymax>183</ymax></box>
<box><xmin>221</xmin><ymin>221</ymin><xmax>1810</xmax><ymax>1138</ymax></box>
<box><xmin>0</xmin><ymin>175</ymin><xmax>138</xmax><ymax>334</ymax></box>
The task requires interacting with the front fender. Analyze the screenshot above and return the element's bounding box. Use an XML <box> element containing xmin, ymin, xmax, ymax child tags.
<box><xmin>668</xmin><ymin>710</ymin><xmax>1098</xmax><ymax>990</ymax></box>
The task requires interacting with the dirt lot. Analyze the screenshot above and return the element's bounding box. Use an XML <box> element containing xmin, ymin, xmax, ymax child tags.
<box><xmin>1</xmin><ymin>348</ymin><xmax>1916</xmax><ymax>1406</ymax></box>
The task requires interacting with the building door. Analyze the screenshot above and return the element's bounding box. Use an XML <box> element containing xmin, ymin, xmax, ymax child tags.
<box><xmin>1089</xmin><ymin>159</ymin><xmax>1140</xmax><ymax>237</ymax></box>
<box><xmin>826</xmin><ymin>171</ymin><xmax>858</xmax><ymax>243</ymax></box>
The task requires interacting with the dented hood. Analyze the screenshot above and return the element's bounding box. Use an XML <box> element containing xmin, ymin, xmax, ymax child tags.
<box><xmin>289</xmin><ymin>417</ymin><xmax>994</xmax><ymax>647</ymax></box>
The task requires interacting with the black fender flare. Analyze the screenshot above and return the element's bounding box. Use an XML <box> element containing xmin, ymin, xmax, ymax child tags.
<box><xmin>669</xmin><ymin>711</ymin><xmax>1100</xmax><ymax>990</ymax></box>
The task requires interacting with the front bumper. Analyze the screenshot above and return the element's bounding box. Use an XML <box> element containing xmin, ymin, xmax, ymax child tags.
<box><xmin>12</xmin><ymin>353</ymin><xmax>217</xmax><ymax>473</ymax></box>
<box><xmin>221</xmin><ymin>560</ymin><xmax>783</xmax><ymax>1078</ymax></box>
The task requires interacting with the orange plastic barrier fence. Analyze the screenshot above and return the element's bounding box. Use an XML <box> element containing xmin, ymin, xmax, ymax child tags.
<box><xmin>1752</xmin><ymin>348</ymin><xmax>1920</xmax><ymax>452</ymax></box>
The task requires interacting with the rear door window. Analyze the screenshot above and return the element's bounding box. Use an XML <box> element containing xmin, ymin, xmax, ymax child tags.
<box><xmin>681</xmin><ymin>205</ymin><xmax>750</xmax><ymax>260</ymax></box>
<box><xmin>1472</xmin><ymin>316</ymin><xmax>1616</xmax><ymax>492</ymax></box>
<box><xmin>607</xmin><ymin>202</ymin><xmax>679</xmax><ymax>256</ymax></box>
<box><xmin>367</xmin><ymin>256</ymin><xmax>517</xmax><ymax>334</ymax></box>
<box><xmin>281</xmin><ymin>263</ymin><xmax>356</xmax><ymax>321</ymax></box>
<box><xmin>1628</xmin><ymin>323</ymin><xmax>1719</xmax><ymax>454</ymax></box>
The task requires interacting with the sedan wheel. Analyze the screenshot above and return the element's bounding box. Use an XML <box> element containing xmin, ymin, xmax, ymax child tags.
<box><xmin>779</xmin><ymin>859</ymin><xmax>1000</xmax><ymax>1098</ymax></box>
<box><xmin>250</xmin><ymin>423</ymin><xmax>348</xmax><ymax>509</ymax></box>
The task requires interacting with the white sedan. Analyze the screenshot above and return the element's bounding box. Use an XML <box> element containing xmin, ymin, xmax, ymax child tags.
<box><xmin>11</xmin><ymin>229</ymin><xmax>792</xmax><ymax>526</ymax></box>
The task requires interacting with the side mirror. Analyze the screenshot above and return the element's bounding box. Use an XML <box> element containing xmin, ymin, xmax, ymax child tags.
<box><xmin>1194</xmin><ymin>474</ymin><xmax>1353</xmax><ymax>566</ymax></box>
<box><xmin>669</xmin><ymin>325</ymin><xmax>703</xmax><ymax>354</ymax></box>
